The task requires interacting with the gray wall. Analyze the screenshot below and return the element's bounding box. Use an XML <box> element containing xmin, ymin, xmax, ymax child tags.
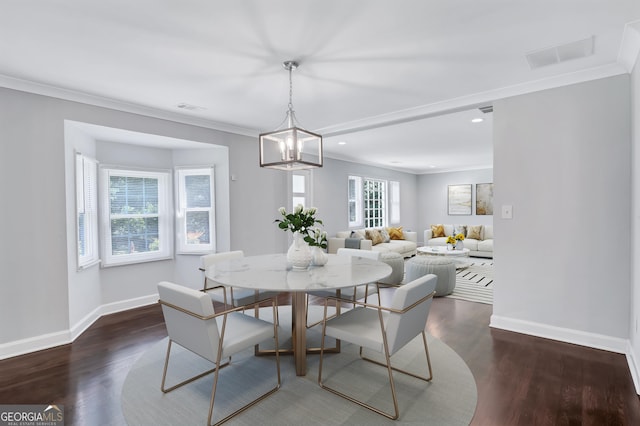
<box><xmin>0</xmin><ymin>86</ymin><xmax>418</xmax><ymax>356</ymax></box>
<box><xmin>1</xmin><ymin>71</ymin><xmax>637</xmax><ymax>378</ymax></box>
<box><xmin>631</xmin><ymin>44</ymin><xmax>640</xmax><ymax>386</ymax></box>
<box><xmin>417</xmin><ymin>169</ymin><xmax>494</xmax><ymax>244</ymax></box>
<box><xmin>492</xmin><ymin>75</ymin><xmax>631</xmax><ymax>346</ymax></box>
<box><xmin>0</xmin><ymin>86</ymin><xmax>285</xmax><ymax>352</ymax></box>
<box><xmin>312</xmin><ymin>158</ymin><xmax>419</xmax><ymax>237</ymax></box>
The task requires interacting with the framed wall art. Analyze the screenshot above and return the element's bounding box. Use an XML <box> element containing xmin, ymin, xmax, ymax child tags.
<box><xmin>476</xmin><ymin>183</ymin><xmax>494</xmax><ymax>215</ymax></box>
<box><xmin>448</xmin><ymin>184</ymin><xmax>472</xmax><ymax>215</ymax></box>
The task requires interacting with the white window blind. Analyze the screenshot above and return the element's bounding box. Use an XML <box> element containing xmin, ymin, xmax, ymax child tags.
<box><xmin>75</xmin><ymin>153</ymin><xmax>99</xmax><ymax>269</ymax></box>
<box><xmin>175</xmin><ymin>167</ymin><xmax>215</xmax><ymax>254</ymax></box>
<box><xmin>348</xmin><ymin>176</ymin><xmax>363</xmax><ymax>227</ymax></box>
<box><xmin>99</xmin><ymin>167</ymin><xmax>172</xmax><ymax>266</ymax></box>
<box><xmin>291</xmin><ymin>172</ymin><xmax>308</xmax><ymax>210</ymax></box>
<box><xmin>389</xmin><ymin>180</ymin><xmax>400</xmax><ymax>224</ymax></box>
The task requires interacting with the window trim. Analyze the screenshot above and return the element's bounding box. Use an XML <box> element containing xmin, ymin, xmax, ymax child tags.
<box><xmin>348</xmin><ymin>175</ymin><xmax>363</xmax><ymax>228</ymax></box>
<box><xmin>175</xmin><ymin>166</ymin><xmax>216</xmax><ymax>254</ymax></box>
<box><xmin>99</xmin><ymin>166</ymin><xmax>173</xmax><ymax>267</ymax></box>
<box><xmin>75</xmin><ymin>152</ymin><xmax>100</xmax><ymax>270</ymax></box>
<box><xmin>363</xmin><ymin>177</ymin><xmax>387</xmax><ymax>228</ymax></box>
<box><xmin>389</xmin><ymin>180</ymin><xmax>400</xmax><ymax>225</ymax></box>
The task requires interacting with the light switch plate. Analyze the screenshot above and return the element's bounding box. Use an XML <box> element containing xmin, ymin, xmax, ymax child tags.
<box><xmin>502</xmin><ymin>205</ymin><xmax>513</xmax><ymax>219</ymax></box>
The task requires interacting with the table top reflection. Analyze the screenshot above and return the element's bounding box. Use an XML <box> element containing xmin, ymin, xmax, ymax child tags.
<box><xmin>205</xmin><ymin>253</ymin><xmax>392</xmax><ymax>292</ymax></box>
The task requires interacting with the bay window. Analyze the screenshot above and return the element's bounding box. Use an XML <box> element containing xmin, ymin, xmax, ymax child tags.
<box><xmin>99</xmin><ymin>167</ymin><xmax>172</xmax><ymax>266</ymax></box>
<box><xmin>175</xmin><ymin>167</ymin><xmax>215</xmax><ymax>254</ymax></box>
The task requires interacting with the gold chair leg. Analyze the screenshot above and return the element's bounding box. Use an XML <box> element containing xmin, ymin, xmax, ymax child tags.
<box><xmin>160</xmin><ymin>340</ymin><xmax>230</xmax><ymax>393</ymax></box>
<box><xmin>208</xmin><ymin>303</ymin><xmax>282</xmax><ymax>426</ymax></box>
<box><xmin>318</xmin><ymin>327</ymin><xmax>432</xmax><ymax>420</ymax></box>
<box><xmin>359</xmin><ymin>331</ymin><xmax>433</xmax><ymax>382</ymax></box>
<box><xmin>306</xmin><ymin>293</ymin><xmax>340</xmax><ymax>329</ymax></box>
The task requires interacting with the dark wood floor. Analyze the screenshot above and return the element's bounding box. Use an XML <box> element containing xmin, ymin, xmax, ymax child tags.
<box><xmin>1</xmin><ymin>295</ymin><xmax>639</xmax><ymax>425</ymax></box>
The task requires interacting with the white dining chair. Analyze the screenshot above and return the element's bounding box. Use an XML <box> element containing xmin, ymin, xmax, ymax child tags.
<box><xmin>336</xmin><ymin>248</ymin><xmax>382</xmax><ymax>301</ymax></box>
<box><xmin>317</xmin><ymin>273</ymin><xmax>437</xmax><ymax>420</ymax></box>
<box><xmin>306</xmin><ymin>248</ymin><xmax>384</xmax><ymax>328</ymax></box>
<box><xmin>158</xmin><ymin>281</ymin><xmax>281</xmax><ymax>426</ymax></box>
<box><xmin>200</xmin><ymin>250</ymin><xmax>279</xmax><ymax>311</ymax></box>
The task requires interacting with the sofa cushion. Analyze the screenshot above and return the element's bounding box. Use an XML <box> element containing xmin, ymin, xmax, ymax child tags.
<box><xmin>478</xmin><ymin>239</ymin><xmax>493</xmax><ymax>252</ymax></box>
<box><xmin>379</xmin><ymin>228</ymin><xmax>391</xmax><ymax>243</ymax></box>
<box><xmin>461</xmin><ymin>238</ymin><xmax>479</xmax><ymax>251</ymax></box>
<box><xmin>349</xmin><ymin>230</ymin><xmax>364</xmax><ymax>240</ymax></box>
<box><xmin>365</xmin><ymin>229</ymin><xmax>384</xmax><ymax>245</ymax></box>
<box><xmin>483</xmin><ymin>225</ymin><xmax>493</xmax><ymax>240</ymax></box>
<box><xmin>387</xmin><ymin>226</ymin><xmax>404</xmax><ymax>240</ymax></box>
<box><xmin>453</xmin><ymin>225</ymin><xmax>467</xmax><ymax>237</ymax></box>
<box><xmin>467</xmin><ymin>225</ymin><xmax>482</xmax><ymax>240</ymax></box>
<box><xmin>427</xmin><ymin>237</ymin><xmax>448</xmax><ymax>247</ymax></box>
<box><xmin>372</xmin><ymin>240</ymin><xmax>416</xmax><ymax>255</ymax></box>
<box><xmin>431</xmin><ymin>224</ymin><xmax>445</xmax><ymax>238</ymax></box>
<box><xmin>443</xmin><ymin>224</ymin><xmax>454</xmax><ymax>236</ymax></box>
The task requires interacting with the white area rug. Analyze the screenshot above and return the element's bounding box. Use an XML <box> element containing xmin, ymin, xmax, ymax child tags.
<box><xmin>448</xmin><ymin>260</ymin><xmax>494</xmax><ymax>305</ymax></box>
<box><xmin>122</xmin><ymin>306</ymin><xmax>477</xmax><ymax>425</ymax></box>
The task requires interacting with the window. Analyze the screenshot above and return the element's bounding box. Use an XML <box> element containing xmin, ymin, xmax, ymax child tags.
<box><xmin>291</xmin><ymin>171</ymin><xmax>310</xmax><ymax>210</ymax></box>
<box><xmin>389</xmin><ymin>180</ymin><xmax>400</xmax><ymax>224</ymax></box>
<box><xmin>75</xmin><ymin>153</ymin><xmax>99</xmax><ymax>269</ymax></box>
<box><xmin>349</xmin><ymin>176</ymin><xmax>396</xmax><ymax>228</ymax></box>
<box><xmin>99</xmin><ymin>167</ymin><xmax>172</xmax><ymax>266</ymax></box>
<box><xmin>364</xmin><ymin>178</ymin><xmax>387</xmax><ymax>228</ymax></box>
<box><xmin>348</xmin><ymin>176</ymin><xmax>363</xmax><ymax>227</ymax></box>
<box><xmin>175</xmin><ymin>167</ymin><xmax>215</xmax><ymax>254</ymax></box>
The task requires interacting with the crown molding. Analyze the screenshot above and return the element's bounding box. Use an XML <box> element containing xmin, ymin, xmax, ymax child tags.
<box><xmin>318</xmin><ymin>62</ymin><xmax>628</xmax><ymax>137</ymax></box>
<box><xmin>618</xmin><ymin>20</ymin><xmax>640</xmax><ymax>73</ymax></box>
<box><xmin>0</xmin><ymin>73</ymin><xmax>259</xmax><ymax>137</ymax></box>
<box><xmin>0</xmin><ymin>55</ymin><xmax>631</xmax><ymax>143</ymax></box>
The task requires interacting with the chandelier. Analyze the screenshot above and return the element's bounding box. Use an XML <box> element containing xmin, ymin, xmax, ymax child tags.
<box><xmin>259</xmin><ymin>61</ymin><xmax>323</xmax><ymax>170</ymax></box>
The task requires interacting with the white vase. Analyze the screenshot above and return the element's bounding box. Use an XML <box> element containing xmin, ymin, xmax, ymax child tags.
<box><xmin>287</xmin><ymin>231</ymin><xmax>312</xmax><ymax>270</ymax></box>
<box><xmin>311</xmin><ymin>246</ymin><xmax>329</xmax><ymax>266</ymax></box>
<box><xmin>456</xmin><ymin>241</ymin><xmax>464</xmax><ymax>250</ymax></box>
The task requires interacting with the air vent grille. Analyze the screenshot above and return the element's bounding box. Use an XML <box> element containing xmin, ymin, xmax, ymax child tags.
<box><xmin>526</xmin><ymin>36</ymin><xmax>594</xmax><ymax>69</ymax></box>
<box><xmin>478</xmin><ymin>105</ymin><xmax>493</xmax><ymax>114</ymax></box>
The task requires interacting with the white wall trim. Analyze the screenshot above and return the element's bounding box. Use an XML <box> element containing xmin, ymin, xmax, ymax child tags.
<box><xmin>490</xmin><ymin>314</ymin><xmax>628</xmax><ymax>354</ymax></box>
<box><xmin>0</xmin><ymin>73</ymin><xmax>257</xmax><ymax>137</ymax></box>
<box><xmin>318</xmin><ymin>63</ymin><xmax>627</xmax><ymax>137</ymax></box>
<box><xmin>0</xmin><ymin>330</ymin><xmax>71</xmax><ymax>361</ymax></box>
<box><xmin>0</xmin><ymin>294</ymin><xmax>158</xmax><ymax>361</ymax></box>
<box><xmin>618</xmin><ymin>20</ymin><xmax>640</xmax><ymax>73</ymax></box>
<box><xmin>627</xmin><ymin>341</ymin><xmax>640</xmax><ymax>395</ymax></box>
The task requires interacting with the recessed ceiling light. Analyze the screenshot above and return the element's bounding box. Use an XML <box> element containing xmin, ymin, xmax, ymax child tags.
<box><xmin>338</xmin><ymin>141</ymin><xmax>347</xmax><ymax>145</ymax></box>
<box><xmin>429</xmin><ymin>165</ymin><xmax>436</xmax><ymax>168</ymax></box>
<box><xmin>471</xmin><ymin>118</ymin><xmax>483</xmax><ymax>123</ymax></box>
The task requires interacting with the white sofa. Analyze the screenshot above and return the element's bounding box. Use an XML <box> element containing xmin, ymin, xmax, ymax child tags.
<box><xmin>328</xmin><ymin>228</ymin><xmax>418</xmax><ymax>258</ymax></box>
<box><xmin>423</xmin><ymin>224</ymin><xmax>493</xmax><ymax>258</ymax></box>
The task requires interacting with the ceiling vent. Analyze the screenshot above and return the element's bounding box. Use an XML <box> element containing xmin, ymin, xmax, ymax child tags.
<box><xmin>478</xmin><ymin>105</ymin><xmax>493</xmax><ymax>114</ymax></box>
<box><xmin>526</xmin><ymin>36</ymin><xmax>594</xmax><ymax>69</ymax></box>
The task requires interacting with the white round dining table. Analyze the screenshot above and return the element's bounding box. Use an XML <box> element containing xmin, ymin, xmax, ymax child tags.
<box><xmin>205</xmin><ymin>253</ymin><xmax>392</xmax><ymax>375</ymax></box>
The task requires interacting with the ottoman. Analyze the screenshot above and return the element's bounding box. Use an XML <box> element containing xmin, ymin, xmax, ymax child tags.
<box><xmin>405</xmin><ymin>256</ymin><xmax>456</xmax><ymax>296</ymax></box>
<box><xmin>378</xmin><ymin>252</ymin><xmax>404</xmax><ymax>285</ymax></box>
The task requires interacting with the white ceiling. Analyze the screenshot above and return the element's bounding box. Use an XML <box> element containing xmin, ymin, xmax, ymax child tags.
<box><xmin>1</xmin><ymin>1</ymin><xmax>639</xmax><ymax>173</ymax></box>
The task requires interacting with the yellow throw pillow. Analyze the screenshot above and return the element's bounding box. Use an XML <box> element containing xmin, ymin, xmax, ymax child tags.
<box><xmin>387</xmin><ymin>226</ymin><xmax>404</xmax><ymax>240</ymax></box>
<box><xmin>365</xmin><ymin>229</ymin><xmax>384</xmax><ymax>245</ymax></box>
<box><xmin>467</xmin><ymin>225</ymin><xmax>483</xmax><ymax>240</ymax></box>
<box><xmin>431</xmin><ymin>224</ymin><xmax>445</xmax><ymax>238</ymax></box>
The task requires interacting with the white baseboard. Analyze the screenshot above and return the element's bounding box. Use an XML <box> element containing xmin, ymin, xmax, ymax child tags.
<box><xmin>490</xmin><ymin>314</ymin><xmax>628</xmax><ymax>354</ymax></box>
<box><xmin>0</xmin><ymin>294</ymin><xmax>158</xmax><ymax>361</ymax></box>
<box><xmin>626</xmin><ymin>341</ymin><xmax>640</xmax><ymax>395</ymax></box>
<box><xmin>0</xmin><ymin>330</ymin><xmax>71</xmax><ymax>360</ymax></box>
